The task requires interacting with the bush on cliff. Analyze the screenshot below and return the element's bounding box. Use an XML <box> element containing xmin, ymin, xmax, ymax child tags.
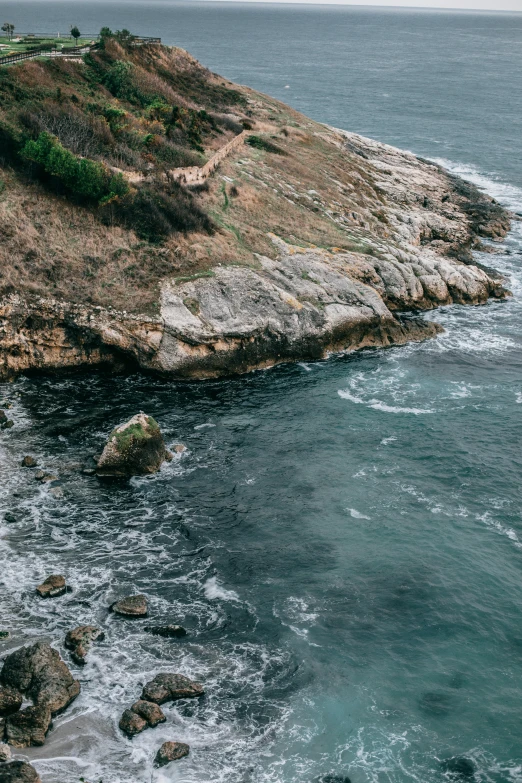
<box><xmin>21</xmin><ymin>132</ymin><xmax>129</xmax><ymax>203</ymax></box>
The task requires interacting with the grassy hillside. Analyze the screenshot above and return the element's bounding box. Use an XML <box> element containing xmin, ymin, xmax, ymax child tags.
<box><xmin>0</xmin><ymin>34</ymin><xmax>488</xmax><ymax>315</ymax></box>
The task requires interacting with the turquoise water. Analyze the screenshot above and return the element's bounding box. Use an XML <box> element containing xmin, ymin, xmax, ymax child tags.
<box><xmin>1</xmin><ymin>4</ymin><xmax>522</xmax><ymax>783</ymax></box>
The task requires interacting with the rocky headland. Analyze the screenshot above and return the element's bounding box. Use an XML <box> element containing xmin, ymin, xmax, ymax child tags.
<box><xmin>0</xmin><ymin>37</ymin><xmax>512</xmax><ymax>380</ymax></box>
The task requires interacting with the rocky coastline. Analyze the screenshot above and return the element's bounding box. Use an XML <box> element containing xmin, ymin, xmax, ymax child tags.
<box><xmin>0</xmin><ymin>129</ymin><xmax>512</xmax><ymax>381</ymax></box>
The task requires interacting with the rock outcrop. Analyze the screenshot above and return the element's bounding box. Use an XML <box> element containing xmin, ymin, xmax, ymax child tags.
<box><xmin>35</xmin><ymin>575</ymin><xmax>67</xmax><ymax>599</ymax></box>
<box><xmin>97</xmin><ymin>415</ymin><xmax>171</xmax><ymax>477</ymax></box>
<box><xmin>141</xmin><ymin>673</ymin><xmax>204</xmax><ymax>704</ymax></box>
<box><xmin>0</xmin><ymin>642</ymin><xmax>80</xmax><ymax>718</ymax></box>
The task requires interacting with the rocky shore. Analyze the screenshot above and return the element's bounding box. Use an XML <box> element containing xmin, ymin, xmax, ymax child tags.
<box><xmin>0</xmin><ymin>128</ymin><xmax>511</xmax><ymax>381</ymax></box>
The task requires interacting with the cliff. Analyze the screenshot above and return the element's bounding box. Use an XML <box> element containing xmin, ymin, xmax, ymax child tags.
<box><xmin>0</xmin><ymin>40</ymin><xmax>512</xmax><ymax>379</ymax></box>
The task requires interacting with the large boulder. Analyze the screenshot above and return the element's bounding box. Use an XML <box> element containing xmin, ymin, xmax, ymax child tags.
<box><xmin>141</xmin><ymin>673</ymin><xmax>204</xmax><ymax>704</ymax></box>
<box><xmin>35</xmin><ymin>575</ymin><xmax>67</xmax><ymax>598</ymax></box>
<box><xmin>5</xmin><ymin>705</ymin><xmax>51</xmax><ymax>747</ymax></box>
<box><xmin>96</xmin><ymin>413</ymin><xmax>172</xmax><ymax>477</ymax></box>
<box><xmin>0</xmin><ymin>761</ymin><xmax>41</xmax><ymax>783</ymax></box>
<box><xmin>118</xmin><ymin>700</ymin><xmax>166</xmax><ymax>737</ymax></box>
<box><xmin>0</xmin><ymin>642</ymin><xmax>80</xmax><ymax>715</ymax></box>
<box><xmin>64</xmin><ymin>626</ymin><xmax>104</xmax><ymax>666</ymax></box>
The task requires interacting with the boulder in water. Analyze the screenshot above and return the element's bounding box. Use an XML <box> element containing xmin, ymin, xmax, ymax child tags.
<box><xmin>96</xmin><ymin>413</ymin><xmax>171</xmax><ymax>477</ymax></box>
<box><xmin>64</xmin><ymin>626</ymin><xmax>105</xmax><ymax>665</ymax></box>
<box><xmin>0</xmin><ymin>685</ymin><xmax>22</xmax><ymax>716</ymax></box>
<box><xmin>35</xmin><ymin>575</ymin><xmax>67</xmax><ymax>599</ymax></box>
<box><xmin>316</xmin><ymin>776</ymin><xmax>352</xmax><ymax>783</ymax></box>
<box><xmin>110</xmin><ymin>595</ymin><xmax>148</xmax><ymax>618</ymax></box>
<box><xmin>118</xmin><ymin>709</ymin><xmax>147</xmax><ymax>737</ymax></box>
<box><xmin>0</xmin><ymin>641</ymin><xmax>80</xmax><ymax>715</ymax></box>
<box><xmin>21</xmin><ymin>456</ymin><xmax>37</xmax><ymax>468</ymax></box>
<box><xmin>0</xmin><ymin>761</ymin><xmax>41</xmax><ymax>783</ymax></box>
<box><xmin>141</xmin><ymin>673</ymin><xmax>204</xmax><ymax>704</ymax></box>
<box><xmin>5</xmin><ymin>705</ymin><xmax>52</xmax><ymax>747</ymax></box>
<box><xmin>154</xmin><ymin>741</ymin><xmax>190</xmax><ymax>767</ymax></box>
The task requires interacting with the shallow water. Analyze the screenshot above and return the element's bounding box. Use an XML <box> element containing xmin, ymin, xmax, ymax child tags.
<box><xmin>1</xmin><ymin>4</ymin><xmax>522</xmax><ymax>783</ymax></box>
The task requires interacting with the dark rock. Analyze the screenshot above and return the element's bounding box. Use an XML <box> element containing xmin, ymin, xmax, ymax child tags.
<box><xmin>96</xmin><ymin>413</ymin><xmax>170</xmax><ymax>478</ymax></box>
<box><xmin>118</xmin><ymin>709</ymin><xmax>147</xmax><ymax>737</ymax></box>
<box><xmin>64</xmin><ymin>626</ymin><xmax>104</xmax><ymax>665</ymax></box>
<box><xmin>0</xmin><ymin>631</ymin><xmax>10</xmax><ymax>640</ymax></box>
<box><xmin>0</xmin><ymin>742</ymin><xmax>11</xmax><ymax>761</ymax></box>
<box><xmin>110</xmin><ymin>594</ymin><xmax>148</xmax><ymax>618</ymax></box>
<box><xmin>21</xmin><ymin>457</ymin><xmax>37</xmax><ymax>468</ymax></box>
<box><xmin>3</xmin><ymin>513</ymin><xmax>17</xmax><ymax>524</ymax></box>
<box><xmin>145</xmin><ymin>625</ymin><xmax>187</xmax><ymax>639</ymax></box>
<box><xmin>141</xmin><ymin>673</ymin><xmax>204</xmax><ymax>704</ymax></box>
<box><xmin>0</xmin><ymin>412</ymin><xmax>14</xmax><ymax>430</ymax></box>
<box><xmin>35</xmin><ymin>575</ymin><xmax>67</xmax><ymax>599</ymax></box>
<box><xmin>130</xmin><ymin>700</ymin><xmax>166</xmax><ymax>727</ymax></box>
<box><xmin>0</xmin><ymin>761</ymin><xmax>41</xmax><ymax>783</ymax></box>
<box><xmin>0</xmin><ymin>641</ymin><xmax>80</xmax><ymax>715</ymax></box>
<box><xmin>0</xmin><ymin>685</ymin><xmax>23</xmax><ymax>716</ymax></box>
<box><xmin>154</xmin><ymin>741</ymin><xmax>190</xmax><ymax>767</ymax></box>
<box><xmin>5</xmin><ymin>705</ymin><xmax>52</xmax><ymax>747</ymax></box>
<box><xmin>440</xmin><ymin>757</ymin><xmax>476</xmax><ymax>780</ymax></box>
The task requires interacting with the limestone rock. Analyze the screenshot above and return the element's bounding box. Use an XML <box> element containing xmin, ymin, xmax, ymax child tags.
<box><xmin>154</xmin><ymin>741</ymin><xmax>190</xmax><ymax>767</ymax></box>
<box><xmin>0</xmin><ymin>743</ymin><xmax>11</xmax><ymax>761</ymax></box>
<box><xmin>64</xmin><ymin>626</ymin><xmax>104</xmax><ymax>665</ymax></box>
<box><xmin>141</xmin><ymin>673</ymin><xmax>204</xmax><ymax>704</ymax></box>
<box><xmin>118</xmin><ymin>709</ymin><xmax>147</xmax><ymax>737</ymax></box>
<box><xmin>0</xmin><ymin>761</ymin><xmax>41</xmax><ymax>783</ymax></box>
<box><xmin>96</xmin><ymin>413</ymin><xmax>169</xmax><ymax>477</ymax></box>
<box><xmin>0</xmin><ymin>685</ymin><xmax>22</xmax><ymax>716</ymax></box>
<box><xmin>110</xmin><ymin>595</ymin><xmax>148</xmax><ymax>618</ymax></box>
<box><xmin>5</xmin><ymin>705</ymin><xmax>52</xmax><ymax>747</ymax></box>
<box><xmin>36</xmin><ymin>575</ymin><xmax>67</xmax><ymax>598</ymax></box>
<box><xmin>0</xmin><ymin>641</ymin><xmax>80</xmax><ymax>715</ymax></box>
<box><xmin>145</xmin><ymin>625</ymin><xmax>187</xmax><ymax>638</ymax></box>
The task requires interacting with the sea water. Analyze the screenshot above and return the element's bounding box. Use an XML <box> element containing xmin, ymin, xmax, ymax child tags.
<box><xmin>1</xmin><ymin>4</ymin><xmax>522</xmax><ymax>782</ymax></box>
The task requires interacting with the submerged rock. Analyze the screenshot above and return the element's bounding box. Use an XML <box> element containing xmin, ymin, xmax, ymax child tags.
<box><xmin>0</xmin><ymin>761</ymin><xmax>41</xmax><ymax>783</ymax></box>
<box><xmin>440</xmin><ymin>757</ymin><xmax>476</xmax><ymax>780</ymax></box>
<box><xmin>0</xmin><ymin>641</ymin><xmax>80</xmax><ymax>716</ymax></box>
<box><xmin>145</xmin><ymin>624</ymin><xmax>187</xmax><ymax>638</ymax></box>
<box><xmin>419</xmin><ymin>691</ymin><xmax>452</xmax><ymax>716</ymax></box>
<box><xmin>110</xmin><ymin>595</ymin><xmax>148</xmax><ymax>618</ymax></box>
<box><xmin>5</xmin><ymin>705</ymin><xmax>51</xmax><ymax>747</ymax></box>
<box><xmin>141</xmin><ymin>673</ymin><xmax>204</xmax><ymax>704</ymax></box>
<box><xmin>0</xmin><ymin>685</ymin><xmax>23</xmax><ymax>716</ymax></box>
<box><xmin>3</xmin><ymin>513</ymin><xmax>17</xmax><ymax>524</ymax></box>
<box><xmin>316</xmin><ymin>776</ymin><xmax>352</xmax><ymax>783</ymax></box>
<box><xmin>64</xmin><ymin>626</ymin><xmax>104</xmax><ymax>665</ymax></box>
<box><xmin>154</xmin><ymin>741</ymin><xmax>190</xmax><ymax>767</ymax></box>
<box><xmin>35</xmin><ymin>575</ymin><xmax>67</xmax><ymax>599</ymax></box>
<box><xmin>96</xmin><ymin>413</ymin><xmax>171</xmax><ymax>477</ymax></box>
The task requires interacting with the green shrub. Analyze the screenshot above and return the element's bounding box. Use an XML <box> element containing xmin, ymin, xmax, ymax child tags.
<box><xmin>246</xmin><ymin>135</ymin><xmax>286</xmax><ymax>155</ymax></box>
<box><xmin>21</xmin><ymin>131</ymin><xmax>129</xmax><ymax>203</ymax></box>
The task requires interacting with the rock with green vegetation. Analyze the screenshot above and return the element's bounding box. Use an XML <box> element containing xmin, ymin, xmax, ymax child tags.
<box><xmin>96</xmin><ymin>413</ymin><xmax>172</xmax><ymax>477</ymax></box>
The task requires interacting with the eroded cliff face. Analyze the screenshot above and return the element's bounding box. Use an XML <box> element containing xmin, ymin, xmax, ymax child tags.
<box><xmin>0</xmin><ymin>128</ymin><xmax>511</xmax><ymax>380</ymax></box>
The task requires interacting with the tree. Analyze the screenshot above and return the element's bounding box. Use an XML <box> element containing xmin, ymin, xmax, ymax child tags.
<box><xmin>70</xmin><ymin>26</ymin><xmax>81</xmax><ymax>43</ymax></box>
<box><xmin>1</xmin><ymin>23</ymin><xmax>15</xmax><ymax>40</ymax></box>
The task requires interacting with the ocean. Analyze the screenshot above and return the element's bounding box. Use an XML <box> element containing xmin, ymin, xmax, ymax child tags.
<box><xmin>1</xmin><ymin>4</ymin><xmax>522</xmax><ymax>783</ymax></box>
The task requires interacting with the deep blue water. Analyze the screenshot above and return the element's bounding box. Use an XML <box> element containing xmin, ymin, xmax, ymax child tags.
<box><xmin>1</xmin><ymin>4</ymin><xmax>522</xmax><ymax>783</ymax></box>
